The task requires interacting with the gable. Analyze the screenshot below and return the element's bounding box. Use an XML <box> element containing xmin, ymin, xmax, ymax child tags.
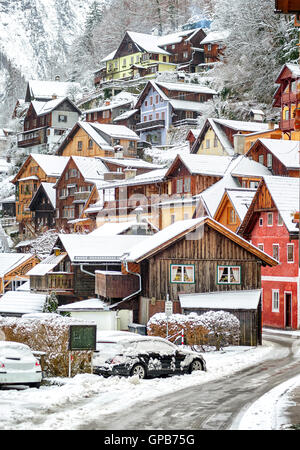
<box><xmin>115</xmin><ymin>32</ymin><xmax>141</xmax><ymax>59</ymax></box>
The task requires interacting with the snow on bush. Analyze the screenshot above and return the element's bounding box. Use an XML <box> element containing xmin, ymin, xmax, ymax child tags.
<box><xmin>0</xmin><ymin>314</ymin><xmax>94</xmax><ymax>377</ymax></box>
<box><xmin>147</xmin><ymin>311</ymin><xmax>240</xmax><ymax>351</ymax></box>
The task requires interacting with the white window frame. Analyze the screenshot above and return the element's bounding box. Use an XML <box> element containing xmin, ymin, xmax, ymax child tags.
<box><xmin>272</xmin><ymin>290</ymin><xmax>280</xmax><ymax>312</ymax></box>
<box><xmin>170</xmin><ymin>264</ymin><xmax>195</xmax><ymax>284</ymax></box>
<box><xmin>259</xmin><ymin>217</ymin><xmax>263</xmax><ymax>227</ymax></box>
<box><xmin>217</xmin><ymin>265</ymin><xmax>241</xmax><ymax>285</ymax></box>
<box><xmin>287</xmin><ymin>244</ymin><xmax>294</xmax><ymax>263</ymax></box>
<box><xmin>267</xmin><ymin>212</ymin><xmax>273</xmax><ymax>227</ymax></box>
<box><xmin>278</xmin><ymin>214</ymin><xmax>283</xmax><ymax>226</ymax></box>
<box><xmin>272</xmin><ymin>243</ymin><xmax>280</xmax><ymax>262</ymax></box>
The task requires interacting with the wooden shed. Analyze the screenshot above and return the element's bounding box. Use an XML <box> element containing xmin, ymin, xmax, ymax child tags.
<box><xmin>179</xmin><ymin>289</ymin><xmax>262</xmax><ymax>346</ymax></box>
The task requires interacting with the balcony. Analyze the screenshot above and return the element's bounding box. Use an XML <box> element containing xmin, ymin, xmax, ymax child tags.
<box><xmin>95</xmin><ymin>270</ymin><xmax>140</xmax><ymax>299</ymax></box>
<box><xmin>136</xmin><ymin>119</ymin><xmax>165</xmax><ymax>132</ymax></box>
<box><xmin>280</xmin><ymin>118</ymin><xmax>295</xmax><ymax>132</ymax></box>
<box><xmin>281</xmin><ymin>91</ymin><xmax>297</xmax><ymax>105</ymax></box>
<box><xmin>73</xmin><ymin>191</ymin><xmax>92</xmax><ymax>203</ymax></box>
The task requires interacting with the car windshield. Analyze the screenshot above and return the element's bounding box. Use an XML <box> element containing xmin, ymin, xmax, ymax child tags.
<box><xmin>96</xmin><ymin>341</ymin><xmax>125</xmax><ymax>357</ymax></box>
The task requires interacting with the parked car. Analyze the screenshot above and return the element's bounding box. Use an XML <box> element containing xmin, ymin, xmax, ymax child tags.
<box><xmin>93</xmin><ymin>334</ymin><xmax>206</xmax><ymax>379</ymax></box>
<box><xmin>0</xmin><ymin>341</ymin><xmax>43</xmax><ymax>388</ymax></box>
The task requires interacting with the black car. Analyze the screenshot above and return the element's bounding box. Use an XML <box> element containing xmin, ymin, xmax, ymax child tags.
<box><xmin>93</xmin><ymin>333</ymin><xmax>206</xmax><ymax>379</ymax></box>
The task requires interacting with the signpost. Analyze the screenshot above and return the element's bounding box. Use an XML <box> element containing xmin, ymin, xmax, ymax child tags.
<box><xmin>68</xmin><ymin>324</ymin><xmax>97</xmax><ymax>377</ymax></box>
<box><xmin>165</xmin><ymin>296</ymin><xmax>173</xmax><ymax>338</ymax></box>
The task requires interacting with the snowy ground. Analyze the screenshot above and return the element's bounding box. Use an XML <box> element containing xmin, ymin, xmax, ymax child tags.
<box><xmin>0</xmin><ymin>340</ymin><xmax>288</xmax><ymax>430</ymax></box>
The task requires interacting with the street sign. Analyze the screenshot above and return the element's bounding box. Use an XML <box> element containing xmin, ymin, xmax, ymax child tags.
<box><xmin>68</xmin><ymin>325</ymin><xmax>97</xmax><ymax>351</ymax></box>
<box><xmin>165</xmin><ymin>300</ymin><xmax>173</xmax><ymax>317</ymax></box>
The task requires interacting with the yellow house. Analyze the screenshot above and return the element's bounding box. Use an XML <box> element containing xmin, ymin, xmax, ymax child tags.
<box><xmin>101</xmin><ymin>31</ymin><xmax>175</xmax><ymax>82</ymax></box>
<box><xmin>56</xmin><ymin>121</ymin><xmax>140</xmax><ymax>158</ymax></box>
<box><xmin>192</xmin><ymin>118</ymin><xmax>283</xmax><ymax>156</ymax></box>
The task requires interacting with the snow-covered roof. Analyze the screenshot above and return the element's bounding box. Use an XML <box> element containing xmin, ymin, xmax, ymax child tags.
<box><xmin>169</xmin><ymin>154</ymin><xmax>233</xmax><ymax>177</ymax></box>
<box><xmin>90</xmin><ymin>122</ymin><xmax>140</xmax><ymax>141</ymax></box>
<box><xmin>155</xmin><ymin>81</ymin><xmax>217</xmax><ymax>95</ymax></box>
<box><xmin>256</xmin><ymin>139</ymin><xmax>300</xmax><ymax>169</ymax></box>
<box><xmin>113</xmin><ymin>109</ymin><xmax>139</xmax><ymax>122</ymax></box>
<box><xmin>0</xmin><ymin>291</ymin><xmax>47</xmax><ymax>316</ymax></box>
<box><xmin>263</xmin><ymin>175</ymin><xmax>299</xmax><ymax>233</ymax></box>
<box><xmin>0</xmin><ymin>253</ymin><xmax>35</xmax><ymax>277</ymax></box>
<box><xmin>157</xmin><ymin>29</ymin><xmax>198</xmax><ymax>46</ymax></box>
<box><xmin>27</xmin><ymin>80</ymin><xmax>81</xmax><ymax>101</ymax></box>
<box><xmin>58</xmin><ymin>234</ymin><xmax>148</xmax><ymax>262</ymax></box>
<box><xmin>169</xmin><ymin>99</ymin><xmax>212</xmax><ymax>112</ymax></box>
<box><xmin>126</xmin><ymin>31</ymin><xmax>170</xmax><ymax>55</ymax></box>
<box><xmin>224</xmin><ymin>188</ymin><xmax>257</xmax><ymax>222</ymax></box>
<box><xmin>213</xmin><ymin>118</ymin><xmax>273</xmax><ymax>133</ymax></box>
<box><xmin>285</xmin><ymin>63</ymin><xmax>300</xmax><ymax>78</ymax></box>
<box><xmin>26</xmin><ymin>253</ymin><xmax>67</xmax><ymax>276</ymax></box>
<box><xmin>31</xmin><ymin>154</ymin><xmax>70</xmax><ymax>178</ymax></box>
<box><xmin>179</xmin><ymin>289</ymin><xmax>262</xmax><ymax>310</ymax></box>
<box><xmin>101</xmin><ymin>167</ymin><xmax>168</xmax><ymax>189</ymax></box>
<box><xmin>31</xmin><ymin>97</ymin><xmax>81</xmax><ymax>116</ymax></box>
<box><xmin>58</xmin><ymin>298</ymin><xmax>109</xmax><ymax>312</ymax></box>
<box><xmin>71</xmin><ymin>156</ymin><xmax>108</xmax><ymax>182</ymax></box>
<box><xmin>206</xmin><ymin>118</ymin><xmax>235</xmax><ymax>155</ymax></box>
<box><xmin>100</xmin><ymin>48</ymin><xmax>117</xmax><ymax>63</ymax></box>
<box><xmin>200</xmin><ymin>30</ymin><xmax>230</xmax><ymax>45</ymax></box>
<box><xmin>76</xmin><ymin>122</ymin><xmax>113</xmax><ymax>151</ymax></box>
<box><xmin>230</xmin><ymin>155</ymin><xmax>272</xmax><ymax>178</ymax></box>
<box><xmin>100</xmin><ymin>157</ymin><xmax>163</xmax><ymax>170</ymax></box>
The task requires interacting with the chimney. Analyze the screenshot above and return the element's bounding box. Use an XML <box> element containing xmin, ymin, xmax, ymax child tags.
<box><xmin>52</xmin><ymin>93</ymin><xmax>58</xmax><ymax>99</ymax></box>
<box><xmin>53</xmin><ymin>247</ymin><xmax>61</xmax><ymax>256</ymax></box>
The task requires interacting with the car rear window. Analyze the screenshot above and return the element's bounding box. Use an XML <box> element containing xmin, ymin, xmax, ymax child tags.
<box><xmin>96</xmin><ymin>341</ymin><xmax>125</xmax><ymax>357</ymax></box>
<box><xmin>0</xmin><ymin>343</ymin><xmax>32</xmax><ymax>358</ymax></box>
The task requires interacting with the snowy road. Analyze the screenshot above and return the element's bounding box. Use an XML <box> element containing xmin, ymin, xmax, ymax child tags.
<box><xmin>0</xmin><ymin>333</ymin><xmax>299</xmax><ymax>430</ymax></box>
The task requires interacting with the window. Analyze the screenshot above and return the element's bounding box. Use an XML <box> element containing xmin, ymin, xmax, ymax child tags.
<box><xmin>183</xmin><ymin>51</ymin><xmax>188</xmax><ymax>58</ymax></box>
<box><xmin>171</xmin><ymin>214</ymin><xmax>175</xmax><ymax>224</ymax></box>
<box><xmin>88</xmin><ymin>139</ymin><xmax>93</xmax><ymax>149</ymax></box>
<box><xmin>156</xmin><ymin>95</ymin><xmax>159</xmax><ymax>104</ymax></box>
<box><xmin>214</xmin><ymin>136</ymin><xmax>218</xmax><ymax>147</ymax></box>
<box><xmin>77</xmin><ymin>141</ymin><xmax>83</xmax><ymax>151</ymax></box>
<box><xmin>176</xmin><ymin>179</ymin><xmax>183</xmax><ymax>194</ymax></box>
<box><xmin>58</xmin><ymin>115</ymin><xmax>67</xmax><ymax>123</ymax></box>
<box><xmin>272</xmin><ymin>290</ymin><xmax>280</xmax><ymax>312</ymax></box>
<box><xmin>217</xmin><ymin>266</ymin><xmax>241</xmax><ymax>285</ymax></box>
<box><xmin>150</xmin><ymin>96</ymin><xmax>153</xmax><ymax>105</ymax></box>
<box><xmin>287</xmin><ymin>244</ymin><xmax>294</xmax><ymax>263</ymax></box>
<box><xmin>273</xmin><ymin>244</ymin><xmax>279</xmax><ymax>261</ymax></box>
<box><xmin>278</xmin><ymin>214</ymin><xmax>283</xmax><ymax>226</ymax></box>
<box><xmin>156</xmin><ymin>113</ymin><xmax>160</xmax><ymax>120</ymax></box>
<box><xmin>228</xmin><ymin>207</ymin><xmax>237</xmax><ymax>225</ymax></box>
<box><xmin>145</xmin><ymin>100</ymin><xmax>148</xmax><ymax>107</ymax></box>
<box><xmin>184</xmin><ymin>177</ymin><xmax>191</xmax><ymax>192</ymax></box>
<box><xmin>161</xmin><ymin>111</ymin><xmax>165</xmax><ymax>120</ymax></box>
<box><xmin>259</xmin><ymin>217</ymin><xmax>263</xmax><ymax>227</ymax></box>
<box><xmin>206</xmin><ymin>139</ymin><xmax>210</xmax><ymax>149</ymax></box>
<box><xmin>257</xmin><ymin>243</ymin><xmax>264</xmax><ymax>252</ymax></box>
<box><xmin>267</xmin><ymin>213</ymin><xmax>273</xmax><ymax>226</ymax></box>
<box><xmin>170</xmin><ymin>264</ymin><xmax>195</xmax><ymax>284</ymax></box>
<box><xmin>267</xmin><ymin>153</ymin><xmax>273</xmax><ymax>169</ymax></box>
<box><xmin>103</xmin><ymin>110</ymin><xmax>110</xmax><ymax>119</ymax></box>
<box><xmin>258</xmin><ymin>154</ymin><xmax>264</xmax><ymax>165</ymax></box>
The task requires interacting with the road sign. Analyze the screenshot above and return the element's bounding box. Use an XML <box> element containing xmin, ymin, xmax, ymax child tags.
<box><xmin>68</xmin><ymin>325</ymin><xmax>97</xmax><ymax>351</ymax></box>
<box><xmin>165</xmin><ymin>300</ymin><xmax>173</xmax><ymax>317</ymax></box>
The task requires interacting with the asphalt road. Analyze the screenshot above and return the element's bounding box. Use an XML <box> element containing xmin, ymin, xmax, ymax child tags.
<box><xmin>79</xmin><ymin>332</ymin><xmax>300</xmax><ymax>430</ymax></box>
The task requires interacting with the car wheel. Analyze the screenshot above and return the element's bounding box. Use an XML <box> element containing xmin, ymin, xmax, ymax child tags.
<box><xmin>130</xmin><ymin>364</ymin><xmax>146</xmax><ymax>379</ymax></box>
<box><xmin>189</xmin><ymin>359</ymin><xmax>203</xmax><ymax>373</ymax></box>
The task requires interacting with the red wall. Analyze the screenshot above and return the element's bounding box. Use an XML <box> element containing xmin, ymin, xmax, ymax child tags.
<box><xmin>250</xmin><ymin>211</ymin><xmax>299</xmax><ymax>329</ymax></box>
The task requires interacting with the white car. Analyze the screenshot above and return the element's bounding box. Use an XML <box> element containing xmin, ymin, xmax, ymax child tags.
<box><xmin>0</xmin><ymin>341</ymin><xmax>43</xmax><ymax>388</ymax></box>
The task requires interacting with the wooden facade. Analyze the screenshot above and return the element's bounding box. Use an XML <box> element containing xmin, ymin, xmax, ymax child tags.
<box><xmin>0</xmin><ymin>254</ymin><xmax>40</xmax><ymax>294</ymax></box>
<box><xmin>29</xmin><ymin>183</ymin><xmax>56</xmax><ymax>232</ymax></box>
<box><xmin>275</xmin><ymin>0</ymin><xmax>300</xmax><ymax>13</ymax></box>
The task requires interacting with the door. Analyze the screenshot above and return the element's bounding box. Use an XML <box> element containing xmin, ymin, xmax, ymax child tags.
<box><xmin>285</xmin><ymin>293</ymin><xmax>292</xmax><ymax>328</ymax></box>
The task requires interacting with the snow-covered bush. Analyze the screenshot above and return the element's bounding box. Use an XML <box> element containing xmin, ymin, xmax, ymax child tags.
<box><xmin>0</xmin><ymin>314</ymin><xmax>93</xmax><ymax>377</ymax></box>
<box><xmin>147</xmin><ymin>310</ymin><xmax>240</xmax><ymax>350</ymax></box>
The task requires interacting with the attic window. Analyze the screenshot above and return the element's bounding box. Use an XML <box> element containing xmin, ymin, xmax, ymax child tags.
<box><xmin>58</xmin><ymin>115</ymin><xmax>67</xmax><ymax>123</ymax></box>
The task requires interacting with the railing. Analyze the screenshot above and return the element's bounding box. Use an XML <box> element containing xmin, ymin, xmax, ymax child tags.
<box><xmin>73</xmin><ymin>191</ymin><xmax>91</xmax><ymax>202</ymax></box>
<box><xmin>281</xmin><ymin>91</ymin><xmax>297</xmax><ymax>105</ymax></box>
<box><xmin>48</xmin><ymin>273</ymin><xmax>73</xmax><ymax>291</ymax></box>
<box><xmin>280</xmin><ymin>118</ymin><xmax>295</xmax><ymax>131</ymax></box>
<box><xmin>0</xmin><ymin>217</ymin><xmax>17</xmax><ymax>227</ymax></box>
<box><xmin>172</xmin><ymin>118</ymin><xmax>198</xmax><ymax>127</ymax></box>
<box><xmin>135</xmin><ymin>119</ymin><xmax>165</xmax><ymax>131</ymax></box>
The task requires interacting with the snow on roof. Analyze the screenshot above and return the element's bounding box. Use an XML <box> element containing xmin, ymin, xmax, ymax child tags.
<box><xmin>101</xmin><ymin>167</ymin><xmax>168</xmax><ymax>189</ymax></box>
<box><xmin>126</xmin><ymin>31</ymin><xmax>170</xmax><ymax>55</ymax></box>
<box><xmin>206</xmin><ymin>118</ymin><xmax>234</xmax><ymax>155</ymax></box>
<box><xmin>58</xmin><ymin>298</ymin><xmax>109</xmax><ymax>312</ymax></box>
<box><xmin>26</xmin><ymin>253</ymin><xmax>67</xmax><ymax>276</ymax></box>
<box><xmin>100</xmin><ymin>157</ymin><xmax>162</xmax><ymax>170</ymax></box>
<box><xmin>0</xmin><ymin>291</ymin><xmax>47</xmax><ymax>315</ymax></box>
<box><xmin>90</xmin><ymin>222</ymin><xmax>139</xmax><ymax>236</ymax></box>
<box><xmin>225</xmin><ymin>188</ymin><xmax>256</xmax><ymax>222</ymax></box>
<box><xmin>155</xmin><ymin>81</ymin><xmax>217</xmax><ymax>95</ymax></box>
<box><xmin>31</xmin><ymin>97</ymin><xmax>68</xmax><ymax>116</ymax></box>
<box><xmin>58</xmin><ymin>234</ymin><xmax>148</xmax><ymax>262</ymax></box>
<box><xmin>263</xmin><ymin>175</ymin><xmax>300</xmax><ymax>233</ymax></box>
<box><xmin>113</xmin><ymin>109</ymin><xmax>139</xmax><ymax>122</ymax></box>
<box><xmin>90</xmin><ymin>122</ymin><xmax>140</xmax><ymax>140</ymax></box>
<box><xmin>71</xmin><ymin>156</ymin><xmax>108</xmax><ymax>182</ymax></box>
<box><xmin>31</xmin><ymin>154</ymin><xmax>69</xmax><ymax>177</ymax></box>
<box><xmin>177</xmin><ymin>153</ymin><xmax>233</xmax><ymax>177</ymax></box>
<box><xmin>257</xmin><ymin>139</ymin><xmax>300</xmax><ymax>169</ymax></box>
<box><xmin>200</xmin><ymin>30</ymin><xmax>230</xmax><ymax>45</ymax></box>
<box><xmin>100</xmin><ymin>48</ymin><xmax>117</xmax><ymax>63</ymax></box>
<box><xmin>77</xmin><ymin>122</ymin><xmax>113</xmax><ymax>151</ymax></box>
<box><xmin>157</xmin><ymin>29</ymin><xmax>197</xmax><ymax>46</ymax></box>
<box><xmin>230</xmin><ymin>155</ymin><xmax>272</xmax><ymax>177</ymax></box>
<box><xmin>179</xmin><ymin>289</ymin><xmax>262</xmax><ymax>310</ymax></box>
<box><xmin>286</xmin><ymin>63</ymin><xmax>300</xmax><ymax>78</ymax></box>
<box><xmin>213</xmin><ymin>118</ymin><xmax>272</xmax><ymax>133</ymax></box>
<box><xmin>0</xmin><ymin>253</ymin><xmax>35</xmax><ymax>277</ymax></box>
<box><xmin>169</xmin><ymin>99</ymin><xmax>212</xmax><ymax>112</ymax></box>
<box><xmin>29</xmin><ymin>182</ymin><xmax>56</xmax><ymax>209</ymax></box>
<box><xmin>27</xmin><ymin>80</ymin><xmax>80</xmax><ymax>100</ymax></box>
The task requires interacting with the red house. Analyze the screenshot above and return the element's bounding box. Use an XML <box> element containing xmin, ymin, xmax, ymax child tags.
<box><xmin>239</xmin><ymin>175</ymin><xmax>299</xmax><ymax>330</ymax></box>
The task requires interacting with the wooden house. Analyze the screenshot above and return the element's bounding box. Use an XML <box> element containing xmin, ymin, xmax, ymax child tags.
<box><xmin>198</xmin><ymin>30</ymin><xmax>230</xmax><ymax>70</ymax></box>
<box><xmin>84</xmin><ymin>92</ymin><xmax>138</xmax><ymax>125</ymax></box>
<box><xmin>29</xmin><ymin>182</ymin><xmax>56</xmax><ymax>232</ymax></box>
<box><xmin>56</xmin><ymin>121</ymin><xmax>140</xmax><ymax>159</ymax></box>
<box><xmin>273</xmin><ymin>63</ymin><xmax>300</xmax><ymax>139</ymax></box>
<box><xmin>191</xmin><ymin>118</ymin><xmax>281</xmax><ymax>156</ymax></box>
<box><xmin>274</xmin><ymin>0</ymin><xmax>300</xmax><ymax>13</ymax></box>
<box><xmin>55</xmin><ymin>156</ymin><xmax>109</xmax><ymax>231</ymax></box>
<box><xmin>0</xmin><ymin>253</ymin><xmax>40</xmax><ymax>294</ymax></box>
<box><xmin>113</xmin><ymin>109</ymin><xmax>140</xmax><ymax>131</ymax></box>
<box><xmin>245</xmin><ymin>138</ymin><xmax>300</xmax><ymax>177</ymax></box>
<box><xmin>135</xmin><ymin>80</ymin><xmax>217</xmax><ymax>145</ymax></box>
<box><xmin>116</xmin><ymin>217</ymin><xmax>278</xmax><ymax>345</ymax></box>
<box><xmin>238</xmin><ymin>176</ymin><xmax>299</xmax><ymax>330</ymax></box>
<box><xmin>213</xmin><ymin>188</ymin><xmax>256</xmax><ymax>233</ymax></box>
<box><xmin>17</xmin><ymin>97</ymin><xmax>82</xmax><ymax>154</ymax></box>
<box><xmin>11</xmin><ymin>154</ymin><xmax>69</xmax><ymax>235</ymax></box>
